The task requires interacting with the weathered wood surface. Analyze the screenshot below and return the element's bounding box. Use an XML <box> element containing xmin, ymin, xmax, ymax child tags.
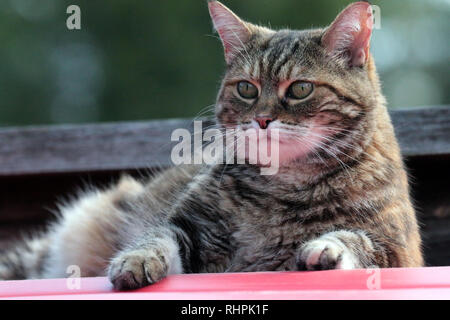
<box><xmin>392</xmin><ymin>106</ymin><xmax>450</xmax><ymax>157</ymax></box>
<box><xmin>0</xmin><ymin>106</ymin><xmax>448</xmax><ymax>176</ymax></box>
<box><xmin>0</xmin><ymin>118</ymin><xmax>206</xmax><ymax>176</ymax></box>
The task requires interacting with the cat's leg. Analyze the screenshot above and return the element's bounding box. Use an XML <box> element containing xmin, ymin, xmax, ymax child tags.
<box><xmin>296</xmin><ymin>230</ymin><xmax>387</xmax><ymax>270</ymax></box>
<box><xmin>108</xmin><ymin>229</ymin><xmax>182</xmax><ymax>290</ymax></box>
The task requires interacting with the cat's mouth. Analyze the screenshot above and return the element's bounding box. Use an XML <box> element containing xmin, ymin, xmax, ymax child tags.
<box><xmin>231</xmin><ymin>120</ymin><xmax>330</xmax><ymax>166</ymax></box>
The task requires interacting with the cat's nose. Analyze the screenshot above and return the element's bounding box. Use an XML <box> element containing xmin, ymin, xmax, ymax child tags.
<box><xmin>254</xmin><ymin>116</ymin><xmax>274</xmax><ymax>129</ymax></box>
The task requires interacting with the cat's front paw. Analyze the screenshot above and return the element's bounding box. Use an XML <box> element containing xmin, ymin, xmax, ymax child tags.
<box><xmin>108</xmin><ymin>249</ymin><xmax>168</xmax><ymax>290</ymax></box>
<box><xmin>296</xmin><ymin>237</ymin><xmax>359</xmax><ymax>271</ymax></box>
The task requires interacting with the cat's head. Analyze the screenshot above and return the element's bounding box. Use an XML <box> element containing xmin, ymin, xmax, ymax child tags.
<box><xmin>209</xmin><ymin>1</ymin><xmax>382</xmax><ymax>170</ymax></box>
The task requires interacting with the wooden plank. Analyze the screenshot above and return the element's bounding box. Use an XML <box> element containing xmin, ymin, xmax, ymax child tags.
<box><xmin>0</xmin><ymin>106</ymin><xmax>448</xmax><ymax>176</ymax></box>
<box><xmin>391</xmin><ymin>106</ymin><xmax>450</xmax><ymax>157</ymax></box>
<box><xmin>0</xmin><ymin>118</ymin><xmax>213</xmax><ymax>176</ymax></box>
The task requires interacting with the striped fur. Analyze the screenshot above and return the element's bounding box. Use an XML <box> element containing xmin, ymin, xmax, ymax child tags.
<box><xmin>0</xmin><ymin>2</ymin><xmax>422</xmax><ymax>290</ymax></box>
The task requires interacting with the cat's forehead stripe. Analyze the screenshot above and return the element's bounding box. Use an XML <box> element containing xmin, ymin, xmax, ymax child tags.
<box><xmin>271</xmin><ymin>38</ymin><xmax>300</xmax><ymax>80</ymax></box>
<box><xmin>242</xmin><ymin>31</ymin><xmax>310</xmax><ymax>81</ymax></box>
<box><xmin>250</xmin><ymin>59</ymin><xmax>260</xmax><ymax>79</ymax></box>
<box><xmin>243</xmin><ymin>63</ymin><xmax>251</xmax><ymax>76</ymax></box>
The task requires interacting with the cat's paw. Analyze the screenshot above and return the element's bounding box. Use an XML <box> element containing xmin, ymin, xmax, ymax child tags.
<box><xmin>296</xmin><ymin>237</ymin><xmax>359</xmax><ymax>271</ymax></box>
<box><xmin>108</xmin><ymin>249</ymin><xmax>168</xmax><ymax>290</ymax></box>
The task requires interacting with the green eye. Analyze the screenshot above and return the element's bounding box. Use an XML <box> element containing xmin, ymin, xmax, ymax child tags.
<box><xmin>287</xmin><ymin>81</ymin><xmax>314</xmax><ymax>100</ymax></box>
<box><xmin>237</xmin><ymin>81</ymin><xmax>258</xmax><ymax>99</ymax></box>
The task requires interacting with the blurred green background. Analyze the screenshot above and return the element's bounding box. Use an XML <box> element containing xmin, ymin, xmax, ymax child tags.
<box><xmin>0</xmin><ymin>0</ymin><xmax>448</xmax><ymax>127</ymax></box>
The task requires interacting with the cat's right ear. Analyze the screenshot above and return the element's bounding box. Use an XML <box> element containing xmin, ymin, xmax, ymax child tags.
<box><xmin>208</xmin><ymin>1</ymin><xmax>252</xmax><ymax>64</ymax></box>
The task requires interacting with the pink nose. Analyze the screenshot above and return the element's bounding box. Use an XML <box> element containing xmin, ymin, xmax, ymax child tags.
<box><xmin>255</xmin><ymin>117</ymin><xmax>273</xmax><ymax>129</ymax></box>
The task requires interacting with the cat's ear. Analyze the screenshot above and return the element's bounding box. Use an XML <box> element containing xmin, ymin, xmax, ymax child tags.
<box><xmin>322</xmin><ymin>2</ymin><xmax>373</xmax><ymax>67</ymax></box>
<box><xmin>208</xmin><ymin>1</ymin><xmax>252</xmax><ymax>64</ymax></box>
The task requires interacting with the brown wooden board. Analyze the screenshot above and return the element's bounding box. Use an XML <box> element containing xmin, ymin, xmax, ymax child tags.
<box><xmin>0</xmin><ymin>106</ymin><xmax>448</xmax><ymax>176</ymax></box>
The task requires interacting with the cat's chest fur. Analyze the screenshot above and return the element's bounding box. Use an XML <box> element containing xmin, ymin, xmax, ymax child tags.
<box><xmin>193</xmin><ymin>165</ymin><xmax>348</xmax><ymax>272</ymax></box>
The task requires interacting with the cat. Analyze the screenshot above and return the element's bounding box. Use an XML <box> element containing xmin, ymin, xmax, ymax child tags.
<box><xmin>0</xmin><ymin>1</ymin><xmax>423</xmax><ymax>290</ymax></box>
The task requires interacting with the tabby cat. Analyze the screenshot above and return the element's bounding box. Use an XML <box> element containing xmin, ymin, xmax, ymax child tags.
<box><xmin>0</xmin><ymin>1</ymin><xmax>423</xmax><ymax>290</ymax></box>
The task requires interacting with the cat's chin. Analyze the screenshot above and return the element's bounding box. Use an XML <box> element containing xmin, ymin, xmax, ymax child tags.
<box><xmin>236</xmin><ymin>134</ymin><xmax>322</xmax><ymax>170</ymax></box>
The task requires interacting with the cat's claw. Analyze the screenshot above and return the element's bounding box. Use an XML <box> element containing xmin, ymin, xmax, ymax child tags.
<box><xmin>108</xmin><ymin>249</ymin><xmax>168</xmax><ymax>290</ymax></box>
<box><xmin>296</xmin><ymin>238</ymin><xmax>359</xmax><ymax>271</ymax></box>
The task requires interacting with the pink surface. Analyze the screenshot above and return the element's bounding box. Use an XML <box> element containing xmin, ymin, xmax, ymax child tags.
<box><xmin>0</xmin><ymin>267</ymin><xmax>449</xmax><ymax>300</ymax></box>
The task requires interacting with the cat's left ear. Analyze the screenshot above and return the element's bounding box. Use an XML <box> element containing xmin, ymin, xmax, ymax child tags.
<box><xmin>208</xmin><ymin>1</ymin><xmax>252</xmax><ymax>64</ymax></box>
<box><xmin>322</xmin><ymin>2</ymin><xmax>374</xmax><ymax>67</ymax></box>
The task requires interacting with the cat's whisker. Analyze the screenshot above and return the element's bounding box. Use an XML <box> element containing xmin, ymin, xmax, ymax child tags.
<box><xmin>296</xmin><ymin>136</ymin><xmax>350</xmax><ymax>176</ymax></box>
<box><xmin>191</xmin><ymin>104</ymin><xmax>216</xmax><ymax>124</ymax></box>
<box><xmin>217</xmin><ymin>131</ymin><xmax>247</xmax><ymax>184</ymax></box>
<box><xmin>293</xmin><ymin>136</ymin><xmax>328</xmax><ymax>167</ymax></box>
<box><xmin>306</xmin><ymin>131</ymin><xmax>364</xmax><ymax>165</ymax></box>
<box><xmin>295</xmin><ymin>135</ymin><xmax>353</xmax><ymax>179</ymax></box>
<box><xmin>228</xmin><ymin>29</ymin><xmax>253</xmax><ymax>67</ymax></box>
<box><xmin>220</xmin><ymin>37</ymin><xmax>251</xmax><ymax>67</ymax></box>
<box><xmin>291</xmin><ymin>125</ymin><xmax>385</xmax><ymax>167</ymax></box>
<box><xmin>312</xmin><ymin>129</ymin><xmax>387</xmax><ymax>166</ymax></box>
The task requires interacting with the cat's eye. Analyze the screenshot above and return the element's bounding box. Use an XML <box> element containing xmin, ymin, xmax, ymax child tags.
<box><xmin>237</xmin><ymin>81</ymin><xmax>258</xmax><ymax>99</ymax></box>
<box><xmin>287</xmin><ymin>81</ymin><xmax>314</xmax><ymax>100</ymax></box>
